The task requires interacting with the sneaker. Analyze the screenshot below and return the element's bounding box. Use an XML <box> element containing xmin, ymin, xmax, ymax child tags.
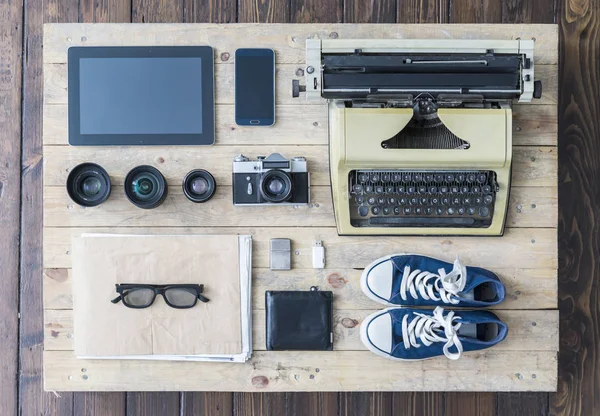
<box><xmin>360</xmin><ymin>306</ymin><xmax>508</xmax><ymax>361</ymax></box>
<box><xmin>360</xmin><ymin>254</ymin><xmax>505</xmax><ymax>307</ymax></box>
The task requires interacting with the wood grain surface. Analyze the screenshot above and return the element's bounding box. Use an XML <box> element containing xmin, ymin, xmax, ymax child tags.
<box><xmin>4</xmin><ymin>0</ymin><xmax>596</xmax><ymax>414</ymax></box>
<box><xmin>0</xmin><ymin>1</ymin><xmax>23</xmax><ymax>416</ymax></box>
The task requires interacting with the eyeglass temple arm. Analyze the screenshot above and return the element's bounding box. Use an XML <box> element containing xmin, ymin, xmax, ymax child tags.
<box><xmin>111</xmin><ymin>295</ymin><xmax>122</xmax><ymax>304</ymax></box>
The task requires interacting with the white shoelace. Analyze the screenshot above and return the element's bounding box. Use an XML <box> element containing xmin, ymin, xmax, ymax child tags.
<box><xmin>399</xmin><ymin>258</ymin><xmax>467</xmax><ymax>304</ymax></box>
<box><xmin>402</xmin><ymin>306</ymin><xmax>463</xmax><ymax>360</ymax></box>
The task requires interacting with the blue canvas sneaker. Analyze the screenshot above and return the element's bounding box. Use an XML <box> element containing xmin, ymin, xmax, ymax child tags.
<box><xmin>360</xmin><ymin>306</ymin><xmax>508</xmax><ymax>361</ymax></box>
<box><xmin>361</xmin><ymin>254</ymin><xmax>505</xmax><ymax>307</ymax></box>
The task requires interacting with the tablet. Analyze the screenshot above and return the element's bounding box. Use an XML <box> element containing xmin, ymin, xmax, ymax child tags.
<box><xmin>68</xmin><ymin>46</ymin><xmax>214</xmax><ymax>146</ymax></box>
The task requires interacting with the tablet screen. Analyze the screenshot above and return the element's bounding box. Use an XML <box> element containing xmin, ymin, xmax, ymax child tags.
<box><xmin>68</xmin><ymin>46</ymin><xmax>214</xmax><ymax>146</ymax></box>
<box><xmin>79</xmin><ymin>57</ymin><xmax>203</xmax><ymax>135</ymax></box>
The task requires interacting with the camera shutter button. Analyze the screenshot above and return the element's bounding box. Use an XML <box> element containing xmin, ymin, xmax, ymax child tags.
<box><xmin>247</xmin><ymin>183</ymin><xmax>253</xmax><ymax>195</ymax></box>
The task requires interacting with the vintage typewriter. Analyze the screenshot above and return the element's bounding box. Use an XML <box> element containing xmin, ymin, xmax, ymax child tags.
<box><xmin>293</xmin><ymin>39</ymin><xmax>542</xmax><ymax>236</ymax></box>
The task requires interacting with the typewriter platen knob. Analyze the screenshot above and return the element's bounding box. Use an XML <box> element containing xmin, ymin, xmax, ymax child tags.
<box><xmin>292</xmin><ymin>79</ymin><xmax>307</xmax><ymax>98</ymax></box>
<box><xmin>533</xmin><ymin>80</ymin><xmax>542</xmax><ymax>99</ymax></box>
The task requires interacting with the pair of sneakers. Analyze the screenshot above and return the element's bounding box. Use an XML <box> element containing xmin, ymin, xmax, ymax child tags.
<box><xmin>359</xmin><ymin>254</ymin><xmax>508</xmax><ymax>361</ymax></box>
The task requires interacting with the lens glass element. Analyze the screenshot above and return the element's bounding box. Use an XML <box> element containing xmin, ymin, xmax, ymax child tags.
<box><xmin>267</xmin><ymin>177</ymin><xmax>285</xmax><ymax>195</ymax></box>
<box><xmin>164</xmin><ymin>288</ymin><xmax>197</xmax><ymax>308</ymax></box>
<box><xmin>66</xmin><ymin>163</ymin><xmax>111</xmax><ymax>207</ymax></box>
<box><xmin>124</xmin><ymin>166</ymin><xmax>167</xmax><ymax>209</ymax></box>
<box><xmin>191</xmin><ymin>178</ymin><xmax>209</xmax><ymax>195</ymax></box>
<box><xmin>123</xmin><ymin>288</ymin><xmax>156</xmax><ymax>307</ymax></box>
<box><xmin>183</xmin><ymin>170</ymin><xmax>216</xmax><ymax>203</ymax></box>
<box><xmin>260</xmin><ymin>170</ymin><xmax>292</xmax><ymax>203</ymax></box>
<box><xmin>81</xmin><ymin>177</ymin><xmax>102</xmax><ymax>197</ymax></box>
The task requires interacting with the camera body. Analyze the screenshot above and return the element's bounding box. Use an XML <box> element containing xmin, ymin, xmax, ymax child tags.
<box><xmin>232</xmin><ymin>153</ymin><xmax>310</xmax><ymax>205</ymax></box>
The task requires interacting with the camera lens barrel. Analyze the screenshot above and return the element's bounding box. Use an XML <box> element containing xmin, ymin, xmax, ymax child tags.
<box><xmin>183</xmin><ymin>169</ymin><xmax>216</xmax><ymax>203</ymax></box>
<box><xmin>259</xmin><ymin>169</ymin><xmax>293</xmax><ymax>203</ymax></box>
<box><xmin>66</xmin><ymin>163</ymin><xmax>111</xmax><ymax>207</ymax></box>
<box><xmin>124</xmin><ymin>165</ymin><xmax>168</xmax><ymax>209</ymax></box>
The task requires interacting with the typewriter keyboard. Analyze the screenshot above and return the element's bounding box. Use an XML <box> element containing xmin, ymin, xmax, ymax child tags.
<box><xmin>349</xmin><ymin>170</ymin><xmax>498</xmax><ymax>228</ymax></box>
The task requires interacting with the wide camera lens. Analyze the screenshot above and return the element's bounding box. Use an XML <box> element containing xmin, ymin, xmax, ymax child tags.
<box><xmin>183</xmin><ymin>169</ymin><xmax>216</xmax><ymax>203</ymax></box>
<box><xmin>260</xmin><ymin>170</ymin><xmax>292</xmax><ymax>203</ymax></box>
<box><xmin>66</xmin><ymin>163</ymin><xmax>111</xmax><ymax>207</ymax></box>
<box><xmin>124</xmin><ymin>165</ymin><xmax>167</xmax><ymax>209</ymax></box>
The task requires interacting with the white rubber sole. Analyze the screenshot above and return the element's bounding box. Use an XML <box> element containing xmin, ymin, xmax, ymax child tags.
<box><xmin>359</xmin><ymin>307</ymin><xmax>443</xmax><ymax>362</ymax></box>
<box><xmin>360</xmin><ymin>253</ymin><xmax>411</xmax><ymax>306</ymax></box>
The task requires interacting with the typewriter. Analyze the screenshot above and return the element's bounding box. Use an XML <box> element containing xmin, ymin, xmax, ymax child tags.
<box><xmin>293</xmin><ymin>39</ymin><xmax>542</xmax><ymax>236</ymax></box>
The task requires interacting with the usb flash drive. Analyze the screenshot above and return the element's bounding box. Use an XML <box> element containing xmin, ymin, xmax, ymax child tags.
<box><xmin>312</xmin><ymin>240</ymin><xmax>325</xmax><ymax>269</ymax></box>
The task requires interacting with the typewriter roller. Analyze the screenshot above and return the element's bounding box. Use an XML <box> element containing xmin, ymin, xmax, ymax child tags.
<box><xmin>295</xmin><ymin>38</ymin><xmax>542</xmax><ymax>236</ymax></box>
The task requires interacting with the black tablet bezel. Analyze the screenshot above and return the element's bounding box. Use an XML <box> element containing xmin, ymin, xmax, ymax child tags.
<box><xmin>68</xmin><ymin>46</ymin><xmax>214</xmax><ymax>146</ymax></box>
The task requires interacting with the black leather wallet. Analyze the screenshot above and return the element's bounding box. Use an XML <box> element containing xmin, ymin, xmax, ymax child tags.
<box><xmin>265</xmin><ymin>290</ymin><xmax>333</xmax><ymax>351</ymax></box>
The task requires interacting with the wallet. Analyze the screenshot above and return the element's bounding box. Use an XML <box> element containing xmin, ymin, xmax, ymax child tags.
<box><xmin>265</xmin><ymin>290</ymin><xmax>333</xmax><ymax>351</ymax></box>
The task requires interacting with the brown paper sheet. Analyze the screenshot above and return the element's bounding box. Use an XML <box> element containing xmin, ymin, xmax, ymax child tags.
<box><xmin>72</xmin><ymin>234</ymin><xmax>242</xmax><ymax>357</ymax></box>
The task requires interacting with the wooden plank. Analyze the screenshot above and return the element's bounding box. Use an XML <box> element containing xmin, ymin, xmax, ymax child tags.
<box><xmin>43</xmin><ymin>226</ymin><xmax>558</xmax><ymax>270</ymax></box>
<box><xmin>449</xmin><ymin>0</ymin><xmax>502</xmax><ymax>23</ymax></box>
<box><xmin>41</xmin><ymin>103</ymin><xmax>557</xmax><ymax>146</ymax></box>
<box><xmin>343</xmin><ymin>0</ymin><xmax>397</xmax><ymax>23</ymax></box>
<box><xmin>131</xmin><ymin>0</ymin><xmax>183</xmax><ymax>23</ymax></box>
<box><xmin>182</xmin><ymin>392</ymin><xmax>233</xmax><ymax>415</ymax></box>
<box><xmin>0</xmin><ymin>0</ymin><xmax>23</xmax><ymax>414</ymax></box>
<box><xmin>502</xmin><ymin>0</ymin><xmax>556</xmax><ymax>24</ymax></box>
<box><xmin>340</xmin><ymin>392</ymin><xmax>393</xmax><ymax>415</ymax></box>
<box><xmin>287</xmin><ymin>392</ymin><xmax>339</xmax><ymax>416</ymax></box>
<box><xmin>21</xmin><ymin>0</ymin><xmax>77</xmax><ymax>414</ymax></box>
<box><xmin>126</xmin><ymin>392</ymin><xmax>180</xmax><ymax>415</ymax></box>
<box><xmin>43</xmin><ymin>309</ymin><xmax>560</xmax><ymax>352</ymax></box>
<box><xmin>42</xmin><ymin>146</ymin><xmax>557</xmax><ymax>190</ymax></box>
<box><xmin>290</xmin><ymin>0</ymin><xmax>342</xmax><ymax>23</ymax></box>
<box><xmin>42</xmin><ymin>61</ymin><xmax>558</xmax><ymax>107</ymax></box>
<box><xmin>43</xmin><ymin>265</ymin><xmax>558</xmax><ymax>311</ymax></box>
<box><xmin>497</xmin><ymin>392</ymin><xmax>548</xmax><ymax>415</ymax></box>
<box><xmin>74</xmin><ymin>393</ymin><xmax>126</xmax><ymax>416</ymax></box>
<box><xmin>42</xmin><ymin>24</ymin><xmax>559</xmax><ymax>65</ymax></box>
<box><xmin>79</xmin><ymin>0</ymin><xmax>131</xmax><ymax>22</ymax></box>
<box><xmin>392</xmin><ymin>392</ymin><xmax>444</xmax><ymax>415</ymax></box>
<box><xmin>184</xmin><ymin>0</ymin><xmax>236</xmax><ymax>23</ymax></box>
<box><xmin>43</xmin><ymin>103</ymin><xmax>328</xmax><ymax>145</ymax></box>
<box><xmin>43</xmin><ymin>349</ymin><xmax>558</xmax><ymax>391</ymax></box>
<box><xmin>234</xmin><ymin>393</ymin><xmax>286</xmax><ymax>416</ymax></box>
<box><xmin>396</xmin><ymin>0</ymin><xmax>446</xmax><ymax>23</ymax></box>
<box><xmin>445</xmin><ymin>392</ymin><xmax>496</xmax><ymax>416</ymax></box>
<box><xmin>238</xmin><ymin>0</ymin><xmax>289</xmax><ymax>23</ymax></box>
<box><xmin>551</xmin><ymin>0</ymin><xmax>600</xmax><ymax>413</ymax></box>
<box><xmin>41</xmin><ymin>185</ymin><xmax>556</xmax><ymax>228</ymax></box>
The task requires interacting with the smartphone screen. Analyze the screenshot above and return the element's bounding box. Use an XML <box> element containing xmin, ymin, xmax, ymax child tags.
<box><xmin>235</xmin><ymin>49</ymin><xmax>275</xmax><ymax>126</ymax></box>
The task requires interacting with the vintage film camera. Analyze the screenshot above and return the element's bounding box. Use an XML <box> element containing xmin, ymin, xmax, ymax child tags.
<box><xmin>232</xmin><ymin>153</ymin><xmax>310</xmax><ymax>205</ymax></box>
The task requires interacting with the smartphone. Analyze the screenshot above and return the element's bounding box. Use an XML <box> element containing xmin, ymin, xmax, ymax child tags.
<box><xmin>235</xmin><ymin>48</ymin><xmax>275</xmax><ymax>126</ymax></box>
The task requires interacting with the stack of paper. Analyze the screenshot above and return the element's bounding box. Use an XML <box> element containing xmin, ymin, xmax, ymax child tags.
<box><xmin>72</xmin><ymin>234</ymin><xmax>252</xmax><ymax>362</ymax></box>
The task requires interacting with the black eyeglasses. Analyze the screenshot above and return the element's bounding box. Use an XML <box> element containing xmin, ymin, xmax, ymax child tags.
<box><xmin>111</xmin><ymin>284</ymin><xmax>209</xmax><ymax>309</ymax></box>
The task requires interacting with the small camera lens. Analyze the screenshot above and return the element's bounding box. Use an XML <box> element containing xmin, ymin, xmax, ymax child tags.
<box><xmin>66</xmin><ymin>163</ymin><xmax>111</xmax><ymax>207</ymax></box>
<box><xmin>183</xmin><ymin>169</ymin><xmax>216</xmax><ymax>203</ymax></box>
<box><xmin>124</xmin><ymin>166</ymin><xmax>167</xmax><ymax>209</ymax></box>
<box><xmin>260</xmin><ymin>170</ymin><xmax>292</xmax><ymax>203</ymax></box>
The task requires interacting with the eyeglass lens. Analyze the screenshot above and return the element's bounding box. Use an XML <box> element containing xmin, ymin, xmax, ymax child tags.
<box><xmin>123</xmin><ymin>288</ymin><xmax>155</xmax><ymax>307</ymax></box>
<box><xmin>164</xmin><ymin>287</ymin><xmax>198</xmax><ymax>307</ymax></box>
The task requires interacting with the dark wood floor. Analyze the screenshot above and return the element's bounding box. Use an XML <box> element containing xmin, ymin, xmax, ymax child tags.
<box><xmin>0</xmin><ymin>0</ymin><xmax>597</xmax><ymax>414</ymax></box>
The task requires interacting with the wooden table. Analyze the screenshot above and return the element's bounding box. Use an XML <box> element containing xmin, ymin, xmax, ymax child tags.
<box><xmin>42</xmin><ymin>23</ymin><xmax>558</xmax><ymax>392</ymax></box>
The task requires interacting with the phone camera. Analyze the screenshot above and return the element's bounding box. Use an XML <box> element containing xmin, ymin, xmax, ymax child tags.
<box><xmin>66</xmin><ymin>163</ymin><xmax>111</xmax><ymax>207</ymax></box>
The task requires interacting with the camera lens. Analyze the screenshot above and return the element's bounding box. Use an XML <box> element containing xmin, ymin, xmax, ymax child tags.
<box><xmin>183</xmin><ymin>169</ymin><xmax>216</xmax><ymax>203</ymax></box>
<box><xmin>66</xmin><ymin>163</ymin><xmax>111</xmax><ymax>207</ymax></box>
<box><xmin>260</xmin><ymin>170</ymin><xmax>292</xmax><ymax>203</ymax></box>
<box><xmin>124</xmin><ymin>165</ymin><xmax>167</xmax><ymax>209</ymax></box>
